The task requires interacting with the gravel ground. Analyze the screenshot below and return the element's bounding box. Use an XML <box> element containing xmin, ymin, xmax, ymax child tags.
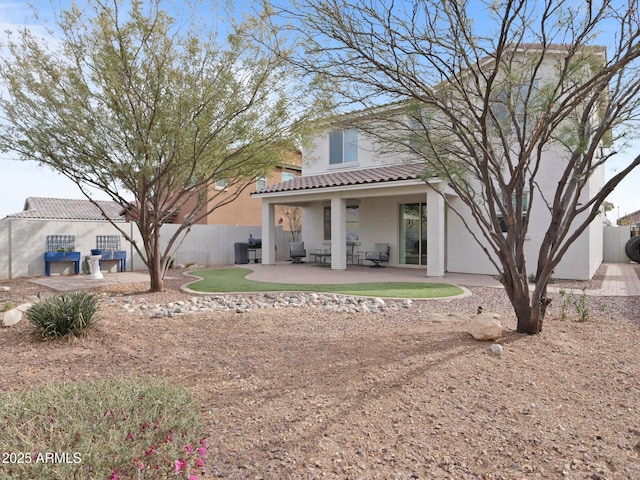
<box><xmin>1</xmin><ymin>266</ymin><xmax>639</xmax><ymax>479</ymax></box>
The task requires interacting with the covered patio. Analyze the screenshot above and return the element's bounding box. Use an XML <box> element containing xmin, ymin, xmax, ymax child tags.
<box><xmin>252</xmin><ymin>164</ymin><xmax>457</xmax><ymax>277</ymax></box>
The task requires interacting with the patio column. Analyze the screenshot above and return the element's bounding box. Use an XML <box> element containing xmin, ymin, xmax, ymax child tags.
<box><xmin>261</xmin><ymin>201</ymin><xmax>276</xmax><ymax>265</ymax></box>
<box><xmin>330</xmin><ymin>196</ymin><xmax>347</xmax><ymax>270</ymax></box>
<box><xmin>426</xmin><ymin>185</ymin><xmax>445</xmax><ymax>277</ymax></box>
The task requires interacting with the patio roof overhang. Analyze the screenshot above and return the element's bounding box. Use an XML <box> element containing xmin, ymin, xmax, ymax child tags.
<box><xmin>251</xmin><ymin>163</ymin><xmax>455</xmax><ymax>204</ymax></box>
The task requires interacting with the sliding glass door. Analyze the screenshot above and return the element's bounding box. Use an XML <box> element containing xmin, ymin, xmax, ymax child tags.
<box><xmin>399</xmin><ymin>203</ymin><xmax>427</xmax><ymax>265</ymax></box>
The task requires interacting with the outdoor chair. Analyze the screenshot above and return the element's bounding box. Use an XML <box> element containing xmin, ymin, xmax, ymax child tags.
<box><xmin>364</xmin><ymin>243</ymin><xmax>390</xmax><ymax>268</ymax></box>
<box><xmin>290</xmin><ymin>242</ymin><xmax>306</xmax><ymax>263</ymax></box>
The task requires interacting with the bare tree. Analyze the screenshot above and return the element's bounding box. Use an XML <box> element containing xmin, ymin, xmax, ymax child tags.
<box><xmin>266</xmin><ymin>0</ymin><xmax>640</xmax><ymax>333</ymax></box>
<box><xmin>281</xmin><ymin>206</ymin><xmax>302</xmax><ymax>241</ymax></box>
<box><xmin>0</xmin><ymin>0</ymin><xmax>322</xmax><ymax>291</ymax></box>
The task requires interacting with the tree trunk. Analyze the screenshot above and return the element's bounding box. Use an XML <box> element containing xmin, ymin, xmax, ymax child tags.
<box><xmin>516</xmin><ymin>302</ymin><xmax>543</xmax><ymax>334</ymax></box>
<box><xmin>147</xmin><ymin>228</ymin><xmax>165</xmax><ymax>293</ymax></box>
<box><xmin>149</xmin><ymin>263</ymin><xmax>165</xmax><ymax>292</ymax></box>
<box><xmin>501</xmin><ymin>264</ymin><xmax>543</xmax><ymax>335</ymax></box>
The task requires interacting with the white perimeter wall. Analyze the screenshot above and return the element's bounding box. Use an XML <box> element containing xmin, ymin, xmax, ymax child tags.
<box><xmin>604</xmin><ymin>226</ymin><xmax>637</xmax><ymax>263</ymax></box>
<box><xmin>0</xmin><ymin>218</ymin><xmax>292</xmax><ymax>279</ymax></box>
<box><xmin>0</xmin><ymin>219</ymin><xmax>143</xmax><ymax>278</ymax></box>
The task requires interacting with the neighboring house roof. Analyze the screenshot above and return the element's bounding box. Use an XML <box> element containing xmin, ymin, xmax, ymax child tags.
<box><xmin>278</xmin><ymin>163</ymin><xmax>303</xmax><ymax>172</ymax></box>
<box><xmin>7</xmin><ymin>197</ymin><xmax>126</xmax><ymax>221</ymax></box>
<box><xmin>617</xmin><ymin>209</ymin><xmax>640</xmax><ymax>226</ymax></box>
<box><xmin>254</xmin><ymin>163</ymin><xmax>426</xmax><ymax>195</ymax></box>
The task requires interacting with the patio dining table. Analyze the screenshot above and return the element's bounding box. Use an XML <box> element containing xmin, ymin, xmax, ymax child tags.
<box><xmin>310</xmin><ymin>242</ymin><xmax>362</xmax><ymax>265</ymax></box>
<box><xmin>310</xmin><ymin>249</ymin><xmax>331</xmax><ymax>264</ymax></box>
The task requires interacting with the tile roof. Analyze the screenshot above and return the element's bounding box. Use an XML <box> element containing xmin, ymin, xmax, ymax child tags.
<box><xmin>254</xmin><ymin>163</ymin><xmax>426</xmax><ymax>195</ymax></box>
<box><xmin>7</xmin><ymin>197</ymin><xmax>127</xmax><ymax>221</ymax></box>
<box><xmin>617</xmin><ymin>209</ymin><xmax>640</xmax><ymax>226</ymax></box>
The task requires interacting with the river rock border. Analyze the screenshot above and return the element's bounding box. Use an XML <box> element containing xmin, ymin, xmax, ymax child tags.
<box><xmin>112</xmin><ymin>292</ymin><xmax>414</xmax><ymax>318</ymax></box>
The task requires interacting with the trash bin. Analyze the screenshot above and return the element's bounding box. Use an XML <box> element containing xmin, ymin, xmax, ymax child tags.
<box><xmin>234</xmin><ymin>242</ymin><xmax>249</xmax><ymax>264</ymax></box>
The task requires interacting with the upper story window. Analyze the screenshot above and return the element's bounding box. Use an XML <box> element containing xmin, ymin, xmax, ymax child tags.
<box><xmin>329</xmin><ymin>128</ymin><xmax>358</xmax><ymax>165</ymax></box>
<box><xmin>215</xmin><ymin>179</ymin><xmax>228</xmax><ymax>190</ymax></box>
<box><xmin>491</xmin><ymin>81</ymin><xmax>540</xmax><ymax>133</ymax></box>
<box><xmin>256</xmin><ymin>177</ymin><xmax>267</xmax><ymax>190</ymax></box>
<box><xmin>282</xmin><ymin>172</ymin><xmax>296</xmax><ymax>182</ymax></box>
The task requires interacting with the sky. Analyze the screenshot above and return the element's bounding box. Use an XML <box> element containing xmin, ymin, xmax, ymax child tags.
<box><xmin>0</xmin><ymin>0</ymin><xmax>639</xmax><ymax>222</ymax></box>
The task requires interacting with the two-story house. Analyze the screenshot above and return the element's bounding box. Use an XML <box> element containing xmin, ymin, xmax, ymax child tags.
<box><xmin>253</xmin><ymin>46</ymin><xmax>606</xmax><ymax>280</ymax></box>
<box><xmin>173</xmin><ymin>148</ymin><xmax>302</xmax><ymax>227</ymax></box>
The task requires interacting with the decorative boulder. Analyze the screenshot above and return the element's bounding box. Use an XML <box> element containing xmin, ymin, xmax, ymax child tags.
<box><xmin>2</xmin><ymin>309</ymin><xmax>22</xmax><ymax>327</ymax></box>
<box><xmin>17</xmin><ymin>303</ymin><xmax>32</xmax><ymax>312</ymax></box>
<box><xmin>469</xmin><ymin>313</ymin><xmax>503</xmax><ymax>341</ymax></box>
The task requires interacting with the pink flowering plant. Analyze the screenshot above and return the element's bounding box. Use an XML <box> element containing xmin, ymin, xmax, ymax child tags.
<box><xmin>0</xmin><ymin>377</ymin><xmax>207</xmax><ymax>479</ymax></box>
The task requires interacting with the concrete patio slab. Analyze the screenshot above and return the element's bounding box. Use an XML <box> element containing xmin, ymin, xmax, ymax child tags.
<box><xmin>242</xmin><ymin>262</ymin><xmax>504</xmax><ymax>287</ymax></box>
<box><xmin>28</xmin><ymin>272</ymin><xmax>171</xmax><ymax>292</ymax></box>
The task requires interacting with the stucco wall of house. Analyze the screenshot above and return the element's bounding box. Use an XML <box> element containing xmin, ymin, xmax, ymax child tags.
<box><xmin>303</xmin><ymin>128</ymin><xmax>407</xmax><ymax>176</ymax></box>
<box><xmin>444</xmin><ymin>141</ymin><xmax>605</xmax><ymax>280</ymax></box>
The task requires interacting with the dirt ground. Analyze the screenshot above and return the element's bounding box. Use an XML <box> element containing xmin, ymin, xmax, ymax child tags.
<box><xmin>1</xmin><ymin>270</ymin><xmax>640</xmax><ymax>479</ymax></box>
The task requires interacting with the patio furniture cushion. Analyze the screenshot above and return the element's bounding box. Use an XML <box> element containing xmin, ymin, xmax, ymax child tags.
<box><xmin>365</xmin><ymin>243</ymin><xmax>390</xmax><ymax>267</ymax></box>
<box><xmin>290</xmin><ymin>242</ymin><xmax>306</xmax><ymax>263</ymax></box>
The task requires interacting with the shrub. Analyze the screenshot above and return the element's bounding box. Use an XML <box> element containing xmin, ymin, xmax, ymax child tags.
<box><xmin>528</xmin><ymin>273</ymin><xmax>556</xmax><ymax>284</ymax></box>
<box><xmin>0</xmin><ymin>377</ymin><xmax>207</xmax><ymax>479</ymax></box>
<box><xmin>27</xmin><ymin>292</ymin><xmax>100</xmax><ymax>339</ymax></box>
<box><xmin>558</xmin><ymin>288</ymin><xmax>590</xmax><ymax>322</ymax></box>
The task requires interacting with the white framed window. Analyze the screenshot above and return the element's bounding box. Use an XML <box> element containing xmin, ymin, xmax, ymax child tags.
<box><xmin>281</xmin><ymin>172</ymin><xmax>296</xmax><ymax>182</ymax></box>
<box><xmin>323</xmin><ymin>205</ymin><xmax>360</xmax><ymax>241</ymax></box>
<box><xmin>256</xmin><ymin>177</ymin><xmax>267</xmax><ymax>190</ymax></box>
<box><xmin>329</xmin><ymin>128</ymin><xmax>358</xmax><ymax>165</ymax></box>
<box><xmin>491</xmin><ymin>81</ymin><xmax>540</xmax><ymax>133</ymax></box>
<box><xmin>215</xmin><ymin>179</ymin><xmax>228</xmax><ymax>189</ymax></box>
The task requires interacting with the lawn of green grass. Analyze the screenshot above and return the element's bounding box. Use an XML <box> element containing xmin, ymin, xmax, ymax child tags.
<box><xmin>186</xmin><ymin>268</ymin><xmax>464</xmax><ymax>299</ymax></box>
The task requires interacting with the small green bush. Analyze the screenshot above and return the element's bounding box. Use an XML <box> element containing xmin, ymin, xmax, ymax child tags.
<box><xmin>27</xmin><ymin>292</ymin><xmax>100</xmax><ymax>339</ymax></box>
<box><xmin>528</xmin><ymin>273</ymin><xmax>556</xmax><ymax>284</ymax></box>
<box><xmin>0</xmin><ymin>377</ymin><xmax>207</xmax><ymax>479</ymax></box>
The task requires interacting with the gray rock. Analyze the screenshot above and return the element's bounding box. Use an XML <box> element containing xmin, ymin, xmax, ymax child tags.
<box><xmin>118</xmin><ymin>291</ymin><xmax>419</xmax><ymax>317</ymax></box>
<box><xmin>489</xmin><ymin>344</ymin><xmax>504</xmax><ymax>357</ymax></box>
<box><xmin>0</xmin><ymin>286</ymin><xmax>10</xmax><ymax>292</ymax></box>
